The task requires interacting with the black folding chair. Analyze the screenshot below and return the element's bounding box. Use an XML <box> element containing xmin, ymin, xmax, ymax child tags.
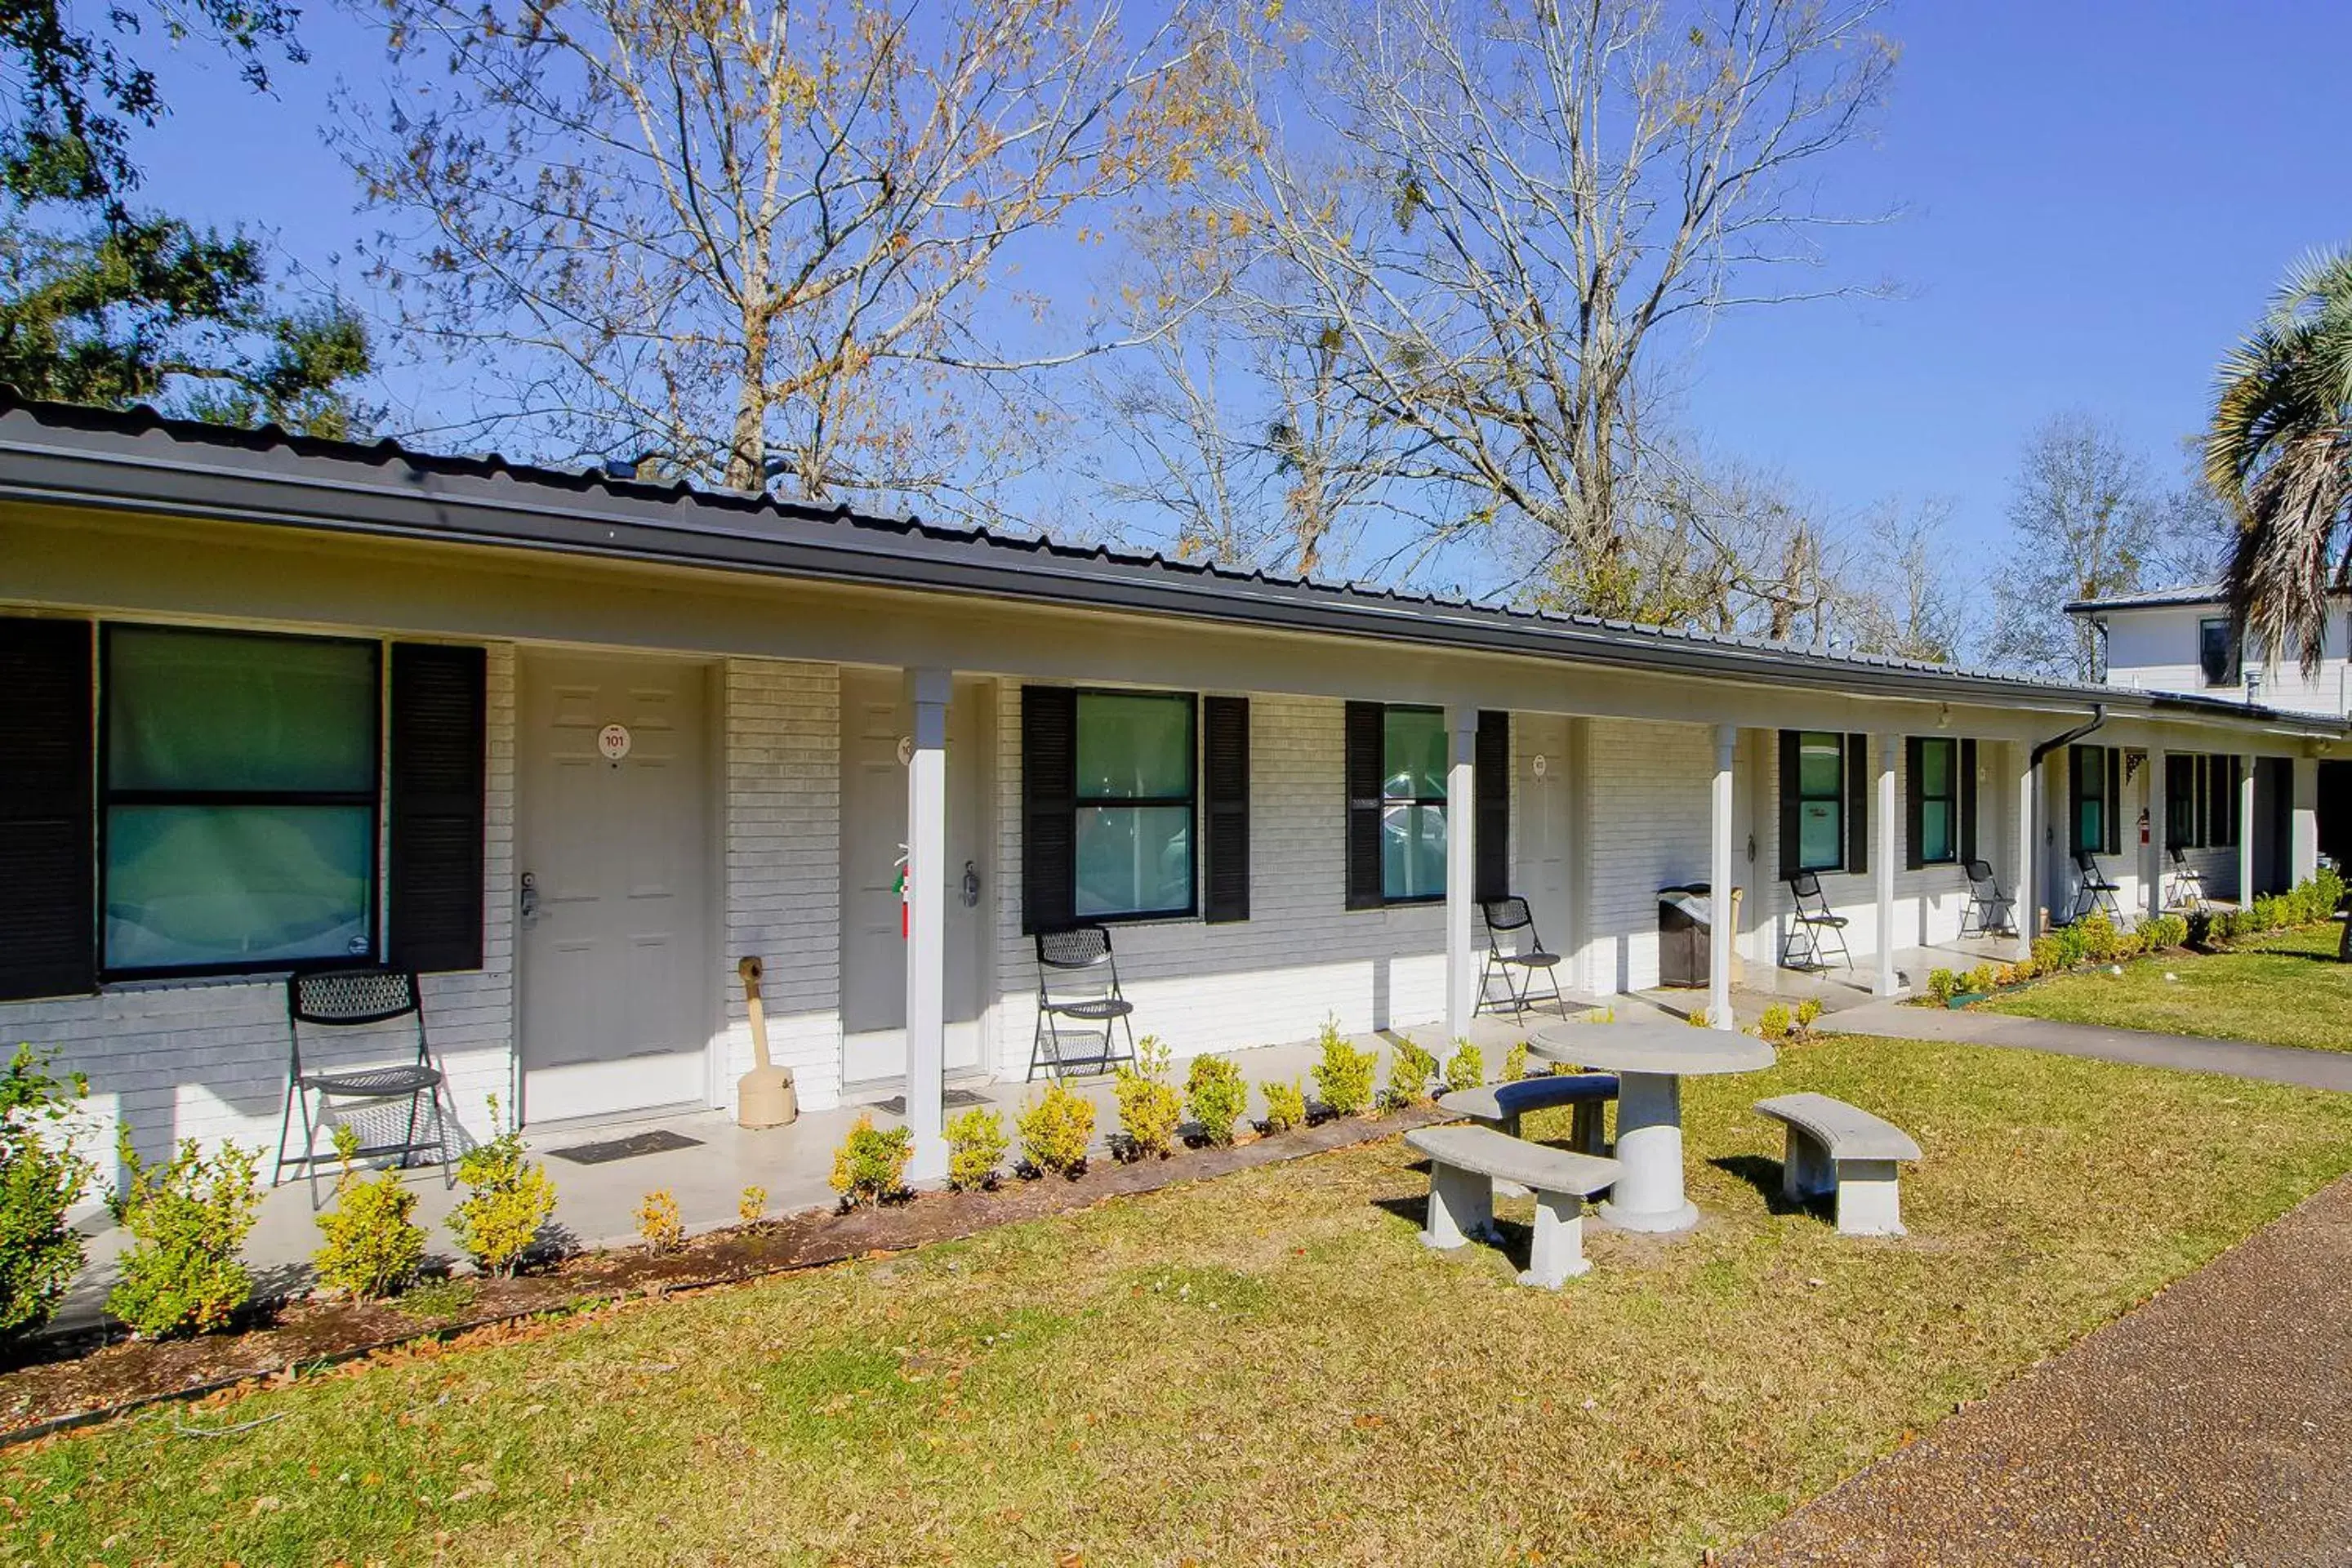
<box><xmin>2166</xmin><ymin>844</ymin><xmax>2208</xmax><ymax>912</ymax></box>
<box><xmin>2070</xmin><ymin>849</ymin><xmax>2124</xmax><ymax>924</ymax></box>
<box><xmin>1477</xmin><ymin>896</ymin><xmax>1568</xmax><ymax>1019</ymax></box>
<box><xmin>1780</xmin><ymin>873</ymin><xmax>1852</xmax><ymax>971</ymax></box>
<box><xmin>1030</xmin><ymin>926</ymin><xmax>1138</xmax><ymax>1080</ymax></box>
<box><xmin>275</xmin><ymin>968</ymin><xmax>451</xmax><ymax>1188</ymax></box>
<box><xmin>1958</xmin><ymin>858</ymin><xmax>2017</xmax><ymax>938</ymax></box>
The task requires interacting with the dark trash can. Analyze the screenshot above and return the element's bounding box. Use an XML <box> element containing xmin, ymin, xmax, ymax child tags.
<box><xmin>1658</xmin><ymin>883</ymin><xmax>1713</xmax><ymax>989</ymax></box>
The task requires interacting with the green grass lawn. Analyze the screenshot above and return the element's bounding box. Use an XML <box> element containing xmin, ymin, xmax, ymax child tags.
<box><xmin>12</xmin><ymin>1035</ymin><xmax>2352</xmax><ymax>1567</ymax></box>
<box><xmin>1980</xmin><ymin>924</ymin><xmax>2352</xmax><ymax>1054</ymax></box>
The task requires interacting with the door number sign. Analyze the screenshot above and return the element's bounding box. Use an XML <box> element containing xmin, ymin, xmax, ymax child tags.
<box><xmin>598</xmin><ymin>724</ymin><xmax>633</xmax><ymax>762</ymax></box>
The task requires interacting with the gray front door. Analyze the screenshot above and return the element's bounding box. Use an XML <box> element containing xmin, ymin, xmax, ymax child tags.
<box><xmin>517</xmin><ymin>652</ymin><xmax>714</xmax><ymax>1124</ymax></box>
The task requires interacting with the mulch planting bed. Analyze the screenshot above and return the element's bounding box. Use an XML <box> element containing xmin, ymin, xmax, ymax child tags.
<box><xmin>1</xmin><ymin>1103</ymin><xmax>1446</xmax><ymax>1444</ymax></box>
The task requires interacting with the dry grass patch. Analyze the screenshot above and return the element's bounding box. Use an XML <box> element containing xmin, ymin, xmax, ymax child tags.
<box><xmin>1981</xmin><ymin>923</ymin><xmax>2352</xmax><ymax>1053</ymax></box>
<box><xmin>11</xmin><ymin>1035</ymin><xmax>2352</xmax><ymax>1566</ymax></box>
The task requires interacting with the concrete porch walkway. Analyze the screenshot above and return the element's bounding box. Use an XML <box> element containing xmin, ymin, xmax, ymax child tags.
<box><xmin>1624</xmin><ymin>936</ymin><xmax>2019</xmax><ymax>1026</ymax></box>
<box><xmin>56</xmin><ymin>1010</ymin><xmax>1589</xmax><ymax>1331</ymax></box>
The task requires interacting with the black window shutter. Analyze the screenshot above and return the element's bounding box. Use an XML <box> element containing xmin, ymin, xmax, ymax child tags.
<box><xmin>2104</xmin><ymin>747</ymin><xmax>2122</xmax><ymax>858</ymax></box>
<box><xmin>0</xmin><ymin>617</ymin><xmax>94</xmax><ymax>1001</ymax></box>
<box><xmin>1202</xmin><ymin>696</ymin><xmax>1250</xmax><ymax>924</ymax></box>
<box><xmin>1021</xmin><ymin>687</ymin><xmax>1077</xmax><ymax>935</ymax></box>
<box><xmin>1344</xmin><ymin>702</ymin><xmax>1384</xmax><ymax>910</ymax></box>
<box><xmin>1474</xmin><ymin>710</ymin><xmax>1510</xmax><ymax>904</ymax></box>
<box><xmin>1904</xmin><ymin>737</ymin><xmax>1926</xmax><ymax>872</ymax></box>
<box><xmin>1959</xmin><ymin>739</ymin><xmax>1979</xmax><ymax>864</ymax></box>
<box><xmin>388</xmin><ymin>643</ymin><xmax>488</xmax><ymax>973</ymax></box>
<box><xmin>1844</xmin><ymin>733</ymin><xmax>1870</xmax><ymax>875</ymax></box>
<box><xmin>2068</xmin><ymin>745</ymin><xmax>2091</xmax><ymax>854</ymax></box>
<box><xmin>1777</xmin><ymin>730</ymin><xmax>1802</xmax><ymax>880</ymax></box>
<box><xmin>2166</xmin><ymin>753</ymin><xmax>2195</xmax><ymax>849</ymax></box>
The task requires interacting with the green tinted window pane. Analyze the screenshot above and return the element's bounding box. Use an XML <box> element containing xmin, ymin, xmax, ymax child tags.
<box><xmin>1921</xmin><ymin>739</ymin><xmax>1952</xmax><ymax>796</ymax></box>
<box><xmin>2078</xmin><ymin>801</ymin><xmax>2103</xmax><ymax>852</ymax></box>
<box><xmin>1799</xmin><ymin>801</ymin><xmax>1842</xmax><ymax>871</ymax></box>
<box><xmin>1074</xmin><ymin>805</ymin><xmax>1192</xmax><ymax>917</ymax></box>
<box><xmin>1076</xmin><ymin>694</ymin><xmax>1192</xmax><ymax>800</ymax></box>
<box><xmin>105</xmin><ymin>805</ymin><xmax>374</xmax><ymax>969</ymax></box>
<box><xmin>2077</xmin><ymin>749</ymin><xmax>2104</xmax><ymax>792</ymax></box>
<box><xmin>1797</xmin><ymin>733</ymin><xmax>1843</xmax><ymax>799</ymax></box>
<box><xmin>1922</xmin><ymin>801</ymin><xmax>1953</xmax><ymax>863</ymax></box>
<box><xmin>1383</xmin><ymin>709</ymin><xmax>1446</xmax><ymax>801</ymax></box>
<box><xmin>1382</xmin><ymin>802</ymin><xmax>1446</xmax><ymax>899</ymax></box>
<box><xmin>109</xmin><ymin>628</ymin><xmax>376</xmax><ymax>792</ymax></box>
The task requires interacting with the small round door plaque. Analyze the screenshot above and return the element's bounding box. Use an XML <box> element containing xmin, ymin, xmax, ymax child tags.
<box><xmin>598</xmin><ymin>724</ymin><xmax>633</xmax><ymax>761</ymax></box>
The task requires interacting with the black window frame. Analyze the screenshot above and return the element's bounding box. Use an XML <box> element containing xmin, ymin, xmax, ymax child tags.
<box><xmin>2165</xmin><ymin>752</ymin><xmax>2201</xmax><ymax>849</ymax></box>
<box><xmin>98</xmin><ymin>622</ymin><xmax>385</xmax><ymax>982</ymax></box>
<box><xmin>1913</xmin><ymin>736</ymin><xmax>1961</xmax><ymax>866</ymax></box>
<box><xmin>1069</xmin><ymin>687</ymin><xmax>1199</xmax><ymax>924</ymax></box>
<box><xmin>1374</xmin><ymin>703</ymin><xmax>1449</xmax><ymax>906</ymax></box>
<box><xmin>1791</xmin><ymin>729</ymin><xmax>1847</xmax><ymax>875</ymax></box>
<box><xmin>2069</xmin><ymin>744</ymin><xmax>2121</xmax><ymax>858</ymax></box>
<box><xmin>2198</xmin><ymin>617</ymin><xmax>2242</xmax><ymax>688</ymax></box>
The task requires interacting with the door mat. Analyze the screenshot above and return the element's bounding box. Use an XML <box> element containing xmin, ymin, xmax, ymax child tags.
<box><xmin>867</xmin><ymin>1089</ymin><xmax>992</xmax><ymax>1116</ymax></box>
<box><xmin>547</xmin><ymin>1128</ymin><xmax>705</xmax><ymax>1165</ymax></box>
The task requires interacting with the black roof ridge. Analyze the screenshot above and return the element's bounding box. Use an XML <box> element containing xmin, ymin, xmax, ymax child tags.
<box><xmin>0</xmin><ymin>388</ymin><xmax>2337</xmax><ymax>727</ymax></box>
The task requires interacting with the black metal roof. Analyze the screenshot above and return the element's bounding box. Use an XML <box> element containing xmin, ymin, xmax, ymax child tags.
<box><xmin>0</xmin><ymin>391</ymin><xmax>2340</xmax><ymax>735</ymax></box>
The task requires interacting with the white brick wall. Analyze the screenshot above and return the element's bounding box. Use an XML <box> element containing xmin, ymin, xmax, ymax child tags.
<box><xmin>1579</xmin><ymin>719</ymin><xmax>1716</xmax><ymax>994</ymax></box>
<box><xmin>3</xmin><ymin>642</ymin><xmax>519</xmax><ymax>1187</ymax></box>
<box><xmin>986</xmin><ymin>687</ymin><xmax>1451</xmax><ymax>1080</ymax></box>
<box><xmin>717</xmin><ymin>659</ymin><xmax>844</xmax><ymax>1112</ymax></box>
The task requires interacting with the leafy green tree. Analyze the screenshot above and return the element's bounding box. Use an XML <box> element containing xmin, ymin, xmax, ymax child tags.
<box><xmin>2206</xmin><ymin>247</ymin><xmax>2352</xmax><ymax>675</ymax></box>
<box><xmin>0</xmin><ymin>213</ymin><xmax>372</xmax><ymax>434</ymax></box>
<box><xmin>2</xmin><ymin>0</ymin><xmax>303</xmax><ymax>208</ymax></box>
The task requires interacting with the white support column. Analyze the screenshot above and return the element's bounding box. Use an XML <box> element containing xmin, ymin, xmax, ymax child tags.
<box><xmin>1709</xmin><ymin>724</ymin><xmax>1737</xmax><ymax>1030</ymax></box>
<box><xmin>2238</xmin><ymin>754</ymin><xmax>2258</xmax><ymax>902</ymax></box>
<box><xmin>2145</xmin><ymin>743</ymin><xmax>2168</xmax><ymax>925</ymax></box>
<box><xmin>2014</xmin><ymin>743</ymin><xmax>2038</xmax><ymax>964</ymax></box>
<box><xmin>902</xmin><ymin>668</ymin><xmax>951</xmax><ymax>1183</ymax></box>
<box><xmin>2292</xmin><ymin>755</ymin><xmax>2321</xmax><ymax>885</ymax></box>
<box><xmin>1445</xmin><ymin>706</ymin><xmax>1480</xmax><ymax>1043</ymax></box>
<box><xmin>1875</xmin><ymin>734</ymin><xmax>1898</xmax><ymax>996</ymax></box>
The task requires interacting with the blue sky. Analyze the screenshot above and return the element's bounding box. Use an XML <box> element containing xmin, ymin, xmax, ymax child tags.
<box><xmin>122</xmin><ymin>0</ymin><xmax>2352</xmax><ymax>566</ymax></box>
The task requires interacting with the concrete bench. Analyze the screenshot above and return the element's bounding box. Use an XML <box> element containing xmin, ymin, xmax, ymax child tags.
<box><xmin>1404</xmin><ymin>1125</ymin><xmax>1620</xmax><ymax>1287</ymax></box>
<box><xmin>1753</xmin><ymin>1093</ymin><xmax>1921</xmax><ymax>1237</ymax></box>
<box><xmin>1437</xmin><ymin>1072</ymin><xmax>1619</xmax><ymax>1157</ymax></box>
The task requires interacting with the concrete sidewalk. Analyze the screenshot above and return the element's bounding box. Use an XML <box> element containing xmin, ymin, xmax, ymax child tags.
<box><xmin>1826</xmin><ymin>996</ymin><xmax>2352</xmax><ymax>1094</ymax></box>
<box><xmin>1726</xmin><ymin>1172</ymin><xmax>2352</xmax><ymax>1566</ymax></box>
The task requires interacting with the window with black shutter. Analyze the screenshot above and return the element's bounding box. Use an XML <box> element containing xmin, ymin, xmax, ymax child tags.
<box><xmin>0</xmin><ymin>617</ymin><xmax>95</xmax><ymax>1001</ymax></box>
<box><xmin>2207</xmin><ymin>755</ymin><xmax>2241</xmax><ymax>849</ymax></box>
<box><xmin>100</xmin><ymin>625</ymin><xmax>381</xmax><ymax>979</ymax></box>
<box><xmin>1905</xmin><ymin>737</ymin><xmax>1960</xmax><ymax>869</ymax></box>
<box><xmin>1022</xmin><ymin>687</ymin><xmax>1196</xmax><ymax>929</ymax></box>
<box><xmin>2069</xmin><ymin>745</ymin><xmax>2121</xmax><ymax>856</ymax></box>
<box><xmin>1342</xmin><ymin>704</ymin><xmax>1508</xmax><ymax>907</ymax></box>
<box><xmin>1475</xmin><ymin>710</ymin><xmax>1510</xmax><ymax>904</ymax></box>
<box><xmin>2165</xmin><ymin>754</ymin><xmax>2198</xmax><ymax>849</ymax></box>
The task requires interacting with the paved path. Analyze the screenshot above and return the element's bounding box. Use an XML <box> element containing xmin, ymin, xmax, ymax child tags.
<box><xmin>1826</xmin><ymin>997</ymin><xmax>2352</xmax><ymax>1094</ymax></box>
<box><xmin>1726</xmin><ymin>1174</ymin><xmax>2352</xmax><ymax>1566</ymax></box>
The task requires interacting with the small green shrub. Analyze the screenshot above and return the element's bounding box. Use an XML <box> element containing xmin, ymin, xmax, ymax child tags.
<box><xmin>1793</xmin><ymin>999</ymin><xmax>1824</xmax><ymax>1041</ymax></box>
<box><xmin>312</xmin><ymin>1125</ymin><xmax>425</xmax><ymax>1300</ymax></box>
<box><xmin>1113</xmin><ymin>1036</ymin><xmax>1183</xmax><ymax>1160</ymax></box>
<box><xmin>1018</xmin><ymin>1081</ymin><xmax>1095</xmax><ymax>1177</ymax></box>
<box><xmin>1183</xmin><ymin>1054</ymin><xmax>1248</xmax><ymax>1147</ymax></box>
<box><xmin>1383</xmin><ymin>1040</ymin><xmax>1437</xmax><ymax>1110</ymax></box>
<box><xmin>2030</xmin><ymin>935</ymin><xmax>2066</xmax><ymax>977</ymax></box>
<box><xmin>0</xmin><ymin>1045</ymin><xmax>95</xmax><ymax>1339</ymax></box>
<box><xmin>2145</xmin><ymin>913</ymin><xmax>2189</xmax><ymax>951</ymax></box>
<box><xmin>448</xmin><ymin>1099</ymin><xmax>559</xmax><ymax>1278</ymax></box>
<box><xmin>829</xmin><ymin>1115</ymin><xmax>915</xmax><ymax>1205</ymax></box>
<box><xmin>1684</xmin><ymin>1007</ymin><xmax>1711</xmax><ymax>1028</ymax></box>
<box><xmin>1258</xmin><ymin>1080</ymin><xmax>1306</xmax><ymax>1134</ymax></box>
<box><xmin>1310</xmin><ymin>1018</ymin><xmax>1378</xmax><ymax>1119</ymax></box>
<box><xmin>107</xmin><ymin>1136</ymin><xmax>261</xmax><ymax>1338</ymax></box>
<box><xmin>1501</xmin><ymin>1040</ymin><xmax>1530</xmax><ymax>1082</ymax></box>
<box><xmin>1442</xmin><ymin>1041</ymin><xmax>1483</xmax><ymax>1094</ymax></box>
<box><xmin>1964</xmin><ymin>963</ymin><xmax>1998</xmax><ymax>996</ymax></box>
<box><xmin>2075</xmin><ymin>914</ymin><xmax>2119</xmax><ymax>963</ymax></box>
<box><xmin>1755</xmin><ymin>1003</ymin><xmax>1791</xmax><ymax>1042</ymax></box>
<box><xmin>635</xmin><ymin>1188</ymin><xmax>684</xmax><ymax>1253</ymax></box>
<box><xmin>1926</xmin><ymin>969</ymin><xmax>1960</xmax><ymax>1006</ymax></box>
<box><xmin>945</xmin><ymin>1107</ymin><xmax>1009</xmax><ymax>1191</ymax></box>
<box><xmin>738</xmin><ymin>1184</ymin><xmax>767</xmax><ymax>1224</ymax></box>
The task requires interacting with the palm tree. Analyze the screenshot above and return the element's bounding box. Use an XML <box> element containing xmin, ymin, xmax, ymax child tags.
<box><xmin>2205</xmin><ymin>247</ymin><xmax>2352</xmax><ymax>675</ymax></box>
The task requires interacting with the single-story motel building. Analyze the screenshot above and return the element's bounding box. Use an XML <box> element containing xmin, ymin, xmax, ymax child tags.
<box><xmin>2</xmin><ymin>394</ymin><xmax>2342</xmax><ymax>1185</ymax></box>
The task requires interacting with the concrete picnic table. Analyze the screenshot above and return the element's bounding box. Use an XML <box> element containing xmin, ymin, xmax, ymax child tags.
<box><xmin>1526</xmin><ymin>1021</ymin><xmax>1775</xmax><ymax>1233</ymax></box>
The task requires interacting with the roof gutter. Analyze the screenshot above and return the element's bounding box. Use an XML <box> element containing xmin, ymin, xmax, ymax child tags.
<box><xmin>2033</xmin><ymin>704</ymin><xmax>2107</xmax><ymax>765</ymax></box>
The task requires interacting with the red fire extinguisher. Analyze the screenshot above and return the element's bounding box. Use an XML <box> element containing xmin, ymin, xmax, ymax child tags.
<box><xmin>894</xmin><ymin>848</ymin><xmax>910</xmax><ymax>938</ymax></box>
